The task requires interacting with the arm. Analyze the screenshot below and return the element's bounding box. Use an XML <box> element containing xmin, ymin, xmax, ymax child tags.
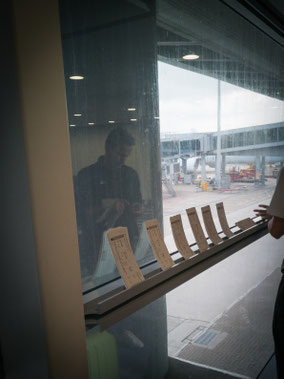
<box><xmin>267</xmin><ymin>167</ymin><xmax>284</xmax><ymax>239</ymax></box>
<box><xmin>127</xmin><ymin>168</ymin><xmax>143</xmax><ymax>214</ymax></box>
<box><xmin>76</xmin><ymin>166</ymin><xmax>104</xmax><ymax>223</ymax></box>
<box><xmin>268</xmin><ymin>216</ymin><xmax>284</xmax><ymax>239</ymax></box>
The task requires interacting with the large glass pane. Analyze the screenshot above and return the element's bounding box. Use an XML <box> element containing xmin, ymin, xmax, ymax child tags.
<box><xmin>156</xmin><ymin>0</ymin><xmax>284</xmax><ymax>376</ymax></box>
<box><xmin>59</xmin><ymin>0</ymin><xmax>284</xmax><ymax>377</ymax></box>
<box><xmin>86</xmin><ymin>298</ymin><xmax>168</xmax><ymax>379</ymax></box>
<box><xmin>59</xmin><ymin>0</ymin><xmax>162</xmax><ymax>290</ymax></box>
<box><xmin>59</xmin><ymin>2</ymin><xmax>168</xmax><ymax>378</ymax></box>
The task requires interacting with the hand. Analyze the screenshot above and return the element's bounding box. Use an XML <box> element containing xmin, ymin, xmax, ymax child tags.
<box><xmin>131</xmin><ymin>202</ymin><xmax>143</xmax><ymax>215</ymax></box>
<box><xmin>253</xmin><ymin>204</ymin><xmax>271</xmax><ymax>220</ymax></box>
<box><xmin>95</xmin><ymin>199</ymin><xmax>127</xmax><ymax>225</ymax></box>
<box><xmin>114</xmin><ymin>199</ymin><xmax>127</xmax><ymax>215</ymax></box>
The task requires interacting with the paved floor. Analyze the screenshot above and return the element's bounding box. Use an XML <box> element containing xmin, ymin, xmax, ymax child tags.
<box><xmin>161</xmin><ymin>179</ymin><xmax>283</xmax><ymax>376</ymax></box>
<box><xmin>177</xmin><ymin>269</ymin><xmax>279</xmax><ymax>378</ymax></box>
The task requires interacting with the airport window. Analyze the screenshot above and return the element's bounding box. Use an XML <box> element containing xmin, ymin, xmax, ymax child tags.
<box><xmin>221</xmin><ymin>135</ymin><xmax>227</xmax><ymax>149</ymax></box>
<box><xmin>221</xmin><ymin>134</ymin><xmax>233</xmax><ymax>149</ymax></box>
<box><xmin>180</xmin><ymin>139</ymin><xmax>200</xmax><ymax>155</ymax></box>
<box><xmin>161</xmin><ymin>141</ymin><xmax>179</xmax><ymax>157</ymax></box>
<box><xmin>267</xmin><ymin>128</ymin><xmax>278</xmax><ymax>143</ymax></box>
<box><xmin>256</xmin><ymin>130</ymin><xmax>266</xmax><ymax>145</ymax></box>
<box><xmin>59</xmin><ymin>0</ymin><xmax>284</xmax><ymax>377</ymax></box>
<box><xmin>244</xmin><ymin>131</ymin><xmax>255</xmax><ymax>146</ymax></box>
<box><xmin>212</xmin><ymin>135</ymin><xmax>217</xmax><ymax>150</ymax></box>
<box><xmin>232</xmin><ymin>132</ymin><xmax>243</xmax><ymax>148</ymax></box>
<box><xmin>279</xmin><ymin>126</ymin><xmax>284</xmax><ymax>141</ymax></box>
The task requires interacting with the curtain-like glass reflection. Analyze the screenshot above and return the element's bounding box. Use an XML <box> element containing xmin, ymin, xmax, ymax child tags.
<box><xmin>59</xmin><ymin>0</ymin><xmax>162</xmax><ymax>289</ymax></box>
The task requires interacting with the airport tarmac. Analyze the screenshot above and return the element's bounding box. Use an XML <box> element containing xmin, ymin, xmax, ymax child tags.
<box><xmin>162</xmin><ymin>179</ymin><xmax>283</xmax><ymax>376</ymax></box>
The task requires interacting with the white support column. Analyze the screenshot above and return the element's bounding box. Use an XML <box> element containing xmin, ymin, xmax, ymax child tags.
<box><xmin>221</xmin><ymin>154</ymin><xmax>226</xmax><ymax>177</ymax></box>
<box><xmin>261</xmin><ymin>156</ymin><xmax>266</xmax><ymax>185</ymax></box>
<box><xmin>201</xmin><ymin>154</ymin><xmax>207</xmax><ymax>182</ymax></box>
<box><xmin>216</xmin><ymin>80</ymin><xmax>222</xmax><ymax>189</ymax></box>
<box><xmin>255</xmin><ymin>155</ymin><xmax>261</xmax><ymax>185</ymax></box>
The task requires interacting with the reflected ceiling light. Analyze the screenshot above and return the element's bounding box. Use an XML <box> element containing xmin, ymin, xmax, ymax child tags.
<box><xmin>182</xmin><ymin>54</ymin><xmax>199</xmax><ymax>60</ymax></box>
<box><xmin>74</xmin><ymin>113</ymin><xmax>82</xmax><ymax>116</ymax></box>
<box><xmin>128</xmin><ymin>108</ymin><xmax>136</xmax><ymax>111</ymax></box>
<box><xmin>69</xmin><ymin>124</ymin><xmax>76</xmax><ymax>127</ymax></box>
<box><xmin>108</xmin><ymin>120</ymin><xmax>115</xmax><ymax>123</ymax></box>
<box><xmin>88</xmin><ymin>122</ymin><xmax>95</xmax><ymax>125</ymax></box>
<box><xmin>130</xmin><ymin>118</ymin><xmax>137</xmax><ymax>121</ymax></box>
<box><xmin>69</xmin><ymin>75</ymin><xmax>84</xmax><ymax>80</ymax></box>
<box><xmin>154</xmin><ymin>116</ymin><xmax>160</xmax><ymax>119</ymax></box>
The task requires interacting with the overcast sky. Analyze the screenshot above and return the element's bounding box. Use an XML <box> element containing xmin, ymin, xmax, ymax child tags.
<box><xmin>158</xmin><ymin>61</ymin><xmax>284</xmax><ymax>135</ymax></box>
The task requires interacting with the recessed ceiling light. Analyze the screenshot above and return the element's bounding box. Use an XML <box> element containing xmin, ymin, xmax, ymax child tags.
<box><xmin>88</xmin><ymin>122</ymin><xmax>95</xmax><ymax>125</ymax></box>
<box><xmin>108</xmin><ymin>120</ymin><xmax>115</xmax><ymax>123</ymax></box>
<box><xmin>69</xmin><ymin>124</ymin><xmax>76</xmax><ymax>127</ymax></box>
<box><xmin>128</xmin><ymin>108</ymin><xmax>136</xmax><ymax>111</ymax></box>
<box><xmin>130</xmin><ymin>118</ymin><xmax>137</xmax><ymax>121</ymax></box>
<box><xmin>69</xmin><ymin>76</ymin><xmax>84</xmax><ymax>80</ymax></box>
<box><xmin>74</xmin><ymin>113</ymin><xmax>82</xmax><ymax>116</ymax></box>
<box><xmin>154</xmin><ymin>116</ymin><xmax>160</xmax><ymax>119</ymax></box>
<box><xmin>182</xmin><ymin>54</ymin><xmax>199</xmax><ymax>60</ymax></box>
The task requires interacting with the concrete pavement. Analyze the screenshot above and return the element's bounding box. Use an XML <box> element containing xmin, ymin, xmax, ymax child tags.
<box><xmin>162</xmin><ymin>179</ymin><xmax>283</xmax><ymax>359</ymax></box>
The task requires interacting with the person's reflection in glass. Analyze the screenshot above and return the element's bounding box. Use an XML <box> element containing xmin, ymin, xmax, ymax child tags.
<box><xmin>76</xmin><ymin>127</ymin><xmax>168</xmax><ymax>378</ymax></box>
<box><xmin>76</xmin><ymin>127</ymin><xmax>142</xmax><ymax>278</ymax></box>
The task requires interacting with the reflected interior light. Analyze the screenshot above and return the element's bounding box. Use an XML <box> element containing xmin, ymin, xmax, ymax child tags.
<box><xmin>69</xmin><ymin>75</ymin><xmax>84</xmax><ymax>80</ymax></box>
<box><xmin>74</xmin><ymin>113</ymin><xmax>82</xmax><ymax>116</ymax></box>
<box><xmin>128</xmin><ymin>108</ymin><xmax>136</xmax><ymax>111</ymax></box>
<box><xmin>69</xmin><ymin>124</ymin><xmax>76</xmax><ymax>127</ymax></box>
<box><xmin>154</xmin><ymin>116</ymin><xmax>160</xmax><ymax>119</ymax></box>
<box><xmin>108</xmin><ymin>120</ymin><xmax>115</xmax><ymax>123</ymax></box>
<box><xmin>130</xmin><ymin>118</ymin><xmax>137</xmax><ymax>121</ymax></box>
<box><xmin>182</xmin><ymin>54</ymin><xmax>199</xmax><ymax>60</ymax></box>
<box><xmin>88</xmin><ymin>122</ymin><xmax>95</xmax><ymax>125</ymax></box>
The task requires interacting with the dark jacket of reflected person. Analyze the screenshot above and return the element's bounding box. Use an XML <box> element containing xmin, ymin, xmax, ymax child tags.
<box><xmin>76</xmin><ymin>128</ymin><xmax>142</xmax><ymax>276</ymax></box>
